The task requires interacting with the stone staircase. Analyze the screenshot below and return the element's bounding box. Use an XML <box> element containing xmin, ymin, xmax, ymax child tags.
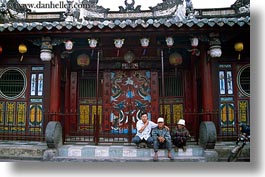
<box><xmin>0</xmin><ymin>140</ymin><xmax>250</xmax><ymax>162</ymax></box>
<box><xmin>50</xmin><ymin>144</ymin><xmax>212</xmax><ymax>162</ymax></box>
<box><xmin>0</xmin><ymin>122</ymin><xmax>250</xmax><ymax>162</ymax></box>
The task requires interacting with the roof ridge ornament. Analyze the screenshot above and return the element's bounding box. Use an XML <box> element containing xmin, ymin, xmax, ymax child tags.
<box><xmin>173</xmin><ymin>0</ymin><xmax>195</xmax><ymax>21</ymax></box>
<box><xmin>119</xmin><ymin>0</ymin><xmax>141</xmax><ymax>13</ymax></box>
<box><xmin>231</xmin><ymin>0</ymin><xmax>250</xmax><ymax>14</ymax></box>
<box><xmin>0</xmin><ymin>0</ymin><xmax>30</xmax><ymax>22</ymax></box>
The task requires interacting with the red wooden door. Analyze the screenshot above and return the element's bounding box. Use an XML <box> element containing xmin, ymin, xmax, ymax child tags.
<box><xmin>105</xmin><ymin>70</ymin><xmax>153</xmax><ymax>134</ymax></box>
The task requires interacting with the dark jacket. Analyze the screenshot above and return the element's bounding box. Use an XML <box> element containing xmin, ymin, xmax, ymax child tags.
<box><xmin>152</xmin><ymin>126</ymin><xmax>172</xmax><ymax>142</ymax></box>
<box><xmin>171</xmin><ymin>127</ymin><xmax>190</xmax><ymax>142</ymax></box>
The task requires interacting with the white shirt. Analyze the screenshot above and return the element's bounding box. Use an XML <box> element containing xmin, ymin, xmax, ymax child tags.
<box><xmin>135</xmin><ymin>120</ymin><xmax>157</xmax><ymax>140</ymax></box>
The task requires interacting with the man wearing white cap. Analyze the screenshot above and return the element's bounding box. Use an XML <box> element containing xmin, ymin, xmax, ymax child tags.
<box><xmin>171</xmin><ymin>119</ymin><xmax>191</xmax><ymax>152</ymax></box>
<box><xmin>151</xmin><ymin>117</ymin><xmax>173</xmax><ymax>161</ymax></box>
<box><xmin>132</xmin><ymin>112</ymin><xmax>170</xmax><ymax>148</ymax></box>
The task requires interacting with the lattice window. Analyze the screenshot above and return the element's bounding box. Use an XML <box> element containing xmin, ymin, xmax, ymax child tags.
<box><xmin>0</xmin><ymin>67</ymin><xmax>27</xmax><ymax>100</ymax></box>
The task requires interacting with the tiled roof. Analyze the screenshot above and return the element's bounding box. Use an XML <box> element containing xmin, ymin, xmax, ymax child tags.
<box><xmin>0</xmin><ymin>16</ymin><xmax>250</xmax><ymax>32</ymax></box>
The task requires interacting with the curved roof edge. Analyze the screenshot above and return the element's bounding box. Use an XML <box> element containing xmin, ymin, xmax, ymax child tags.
<box><xmin>0</xmin><ymin>0</ymin><xmax>250</xmax><ymax>32</ymax></box>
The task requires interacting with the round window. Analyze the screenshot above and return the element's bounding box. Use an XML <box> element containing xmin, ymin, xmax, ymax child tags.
<box><xmin>0</xmin><ymin>68</ymin><xmax>27</xmax><ymax>100</ymax></box>
<box><xmin>237</xmin><ymin>64</ymin><xmax>250</xmax><ymax>97</ymax></box>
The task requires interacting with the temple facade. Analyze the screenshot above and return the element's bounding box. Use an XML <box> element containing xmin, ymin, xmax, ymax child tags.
<box><xmin>0</xmin><ymin>0</ymin><xmax>250</xmax><ymax>144</ymax></box>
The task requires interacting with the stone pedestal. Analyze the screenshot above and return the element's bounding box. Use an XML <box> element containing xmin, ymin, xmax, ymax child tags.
<box><xmin>199</xmin><ymin>121</ymin><xmax>217</xmax><ymax>149</ymax></box>
<box><xmin>45</xmin><ymin>121</ymin><xmax>63</xmax><ymax>149</ymax></box>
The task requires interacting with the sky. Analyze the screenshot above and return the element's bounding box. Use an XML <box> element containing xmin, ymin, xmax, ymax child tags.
<box><xmin>16</xmin><ymin>0</ymin><xmax>238</xmax><ymax>12</ymax></box>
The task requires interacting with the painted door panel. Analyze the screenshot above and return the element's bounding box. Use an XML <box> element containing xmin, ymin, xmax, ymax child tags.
<box><xmin>109</xmin><ymin>70</ymin><xmax>152</xmax><ymax>134</ymax></box>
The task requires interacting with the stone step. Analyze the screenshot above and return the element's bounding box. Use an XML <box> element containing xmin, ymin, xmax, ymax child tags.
<box><xmin>0</xmin><ymin>140</ymin><xmax>249</xmax><ymax>162</ymax></box>
<box><xmin>214</xmin><ymin>141</ymin><xmax>250</xmax><ymax>162</ymax></box>
<box><xmin>51</xmin><ymin>156</ymin><xmax>207</xmax><ymax>162</ymax></box>
<box><xmin>0</xmin><ymin>141</ymin><xmax>47</xmax><ymax>160</ymax></box>
<box><xmin>49</xmin><ymin>144</ymin><xmax>210</xmax><ymax>162</ymax></box>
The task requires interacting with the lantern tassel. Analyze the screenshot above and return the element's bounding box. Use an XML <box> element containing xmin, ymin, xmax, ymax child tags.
<box><xmin>175</xmin><ymin>67</ymin><xmax>179</xmax><ymax>77</ymax></box>
<box><xmin>142</xmin><ymin>48</ymin><xmax>147</xmax><ymax>55</ymax></box>
<box><xmin>20</xmin><ymin>55</ymin><xmax>24</xmax><ymax>61</ymax></box>
<box><xmin>91</xmin><ymin>49</ymin><xmax>94</xmax><ymax>57</ymax></box>
<box><xmin>117</xmin><ymin>49</ymin><xmax>120</xmax><ymax>57</ymax></box>
<box><xmin>238</xmin><ymin>53</ymin><xmax>241</xmax><ymax>60</ymax></box>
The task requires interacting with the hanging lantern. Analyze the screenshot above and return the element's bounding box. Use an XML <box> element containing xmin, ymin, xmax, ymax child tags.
<box><xmin>0</xmin><ymin>46</ymin><xmax>3</xmax><ymax>54</ymax></box>
<box><xmin>169</xmin><ymin>52</ymin><xmax>183</xmax><ymax>75</ymax></box>
<box><xmin>18</xmin><ymin>43</ymin><xmax>27</xmax><ymax>61</ymax></box>
<box><xmin>169</xmin><ymin>52</ymin><xmax>183</xmax><ymax>66</ymax></box>
<box><xmin>77</xmin><ymin>53</ymin><xmax>90</xmax><ymax>76</ymax></box>
<box><xmin>209</xmin><ymin>45</ymin><xmax>222</xmax><ymax>58</ymax></box>
<box><xmin>208</xmin><ymin>33</ymin><xmax>222</xmax><ymax>58</ymax></box>
<box><xmin>77</xmin><ymin>53</ymin><xmax>90</xmax><ymax>67</ymax></box>
<box><xmin>40</xmin><ymin>50</ymin><xmax>53</xmax><ymax>61</ymax></box>
<box><xmin>166</xmin><ymin>37</ymin><xmax>174</xmax><ymax>47</ymax></box>
<box><xmin>88</xmin><ymin>38</ymin><xmax>98</xmax><ymax>56</ymax></box>
<box><xmin>64</xmin><ymin>40</ymin><xmax>74</xmax><ymax>51</ymax></box>
<box><xmin>165</xmin><ymin>36</ymin><xmax>174</xmax><ymax>53</ymax></box>
<box><xmin>140</xmin><ymin>37</ymin><xmax>149</xmax><ymax>55</ymax></box>
<box><xmin>124</xmin><ymin>50</ymin><xmax>135</xmax><ymax>64</ymax></box>
<box><xmin>188</xmin><ymin>37</ymin><xmax>200</xmax><ymax>56</ymax></box>
<box><xmin>191</xmin><ymin>37</ymin><xmax>199</xmax><ymax>48</ymax></box>
<box><xmin>114</xmin><ymin>38</ymin><xmax>124</xmax><ymax>57</ymax></box>
<box><xmin>234</xmin><ymin>42</ymin><xmax>244</xmax><ymax>60</ymax></box>
<box><xmin>40</xmin><ymin>37</ymin><xmax>53</xmax><ymax>62</ymax></box>
<box><xmin>88</xmin><ymin>38</ymin><xmax>98</xmax><ymax>48</ymax></box>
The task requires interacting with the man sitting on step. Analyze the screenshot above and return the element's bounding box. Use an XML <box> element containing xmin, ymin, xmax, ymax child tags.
<box><xmin>132</xmin><ymin>112</ymin><xmax>169</xmax><ymax>148</ymax></box>
<box><xmin>132</xmin><ymin>112</ymin><xmax>157</xmax><ymax>148</ymax></box>
<box><xmin>171</xmin><ymin>119</ymin><xmax>191</xmax><ymax>152</ymax></box>
<box><xmin>151</xmin><ymin>117</ymin><xmax>173</xmax><ymax>161</ymax></box>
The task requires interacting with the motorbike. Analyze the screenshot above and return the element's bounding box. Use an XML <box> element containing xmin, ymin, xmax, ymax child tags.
<box><xmin>227</xmin><ymin>133</ymin><xmax>250</xmax><ymax>162</ymax></box>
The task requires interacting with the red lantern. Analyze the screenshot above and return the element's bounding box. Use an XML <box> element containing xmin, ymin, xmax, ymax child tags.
<box><xmin>77</xmin><ymin>54</ymin><xmax>90</xmax><ymax>67</ymax></box>
<box><xmin>77</xmin><ymin>53</ymin><xmax>90</xmax><ymax>76</ymax></box>
<box><xmin>0</xmin><ymin>46</ymin><xmax>3</xmax><ymax>54</ymax></box>
<box><xmin>169</xmin><ymin>52</ymin><xmax>183</xmax><ymax>66</ymax></box>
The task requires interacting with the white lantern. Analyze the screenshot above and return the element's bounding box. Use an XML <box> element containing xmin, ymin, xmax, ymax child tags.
<box><xmin>88</xmin><ymin>38</ymin><xmax>98</xmax><ymax>48</ymax></box>
<box><xmin>166</xmin><ymin>37</ymin><xmax>174</xmax><ymax>47</ymax></box>
<box><xmin>191</xmin><ymin>37</ymin><xmax>199</xmax><ymax>47</ymax></box>
<box><xmin>114</xmin><ymin>38</ymin><xmax>124</xmax><ymax>48</ymax></box>
<box><xmin>114</xmin><ymin>38</ymin><xmax>124</xmax><ymax>56</ymax></box>
<box><xmin>88</xmin><ymin>38</ymin><xmax>98</xmax><ymax>56</ymax></box>
<box><xmin>40</xmin><ymin>49</ymin><xmax>53</xmax><ymax>61</ymax></box>
<box><xmin>208</xmin><ymin>33</ymin><xmax>222</xmax><ymax>58</ymax></box>
<box><xmin>65</xmin><ymin>40</ymin><xmax>73</xmax><ymax>51</ymax></box>
<box><xmin>209</xmin><ymin>46</ymin><xmax>222</xmax><ymax>58</ymax></box>
<box><xmin>140</xmin><ymin>38</ymin><xmax>149</xmax><ymax>48</ymax></box>
<box><xmin>40</xmin><ymin>37</ymin><xmax>53</xmax><ymax>61</ymax></box>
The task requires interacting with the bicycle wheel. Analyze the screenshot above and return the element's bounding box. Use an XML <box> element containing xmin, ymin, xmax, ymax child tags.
<box><xmin>227</xmin><ymin>146</ymin><xmax>242</xmax><ymax>162</ymax></box>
